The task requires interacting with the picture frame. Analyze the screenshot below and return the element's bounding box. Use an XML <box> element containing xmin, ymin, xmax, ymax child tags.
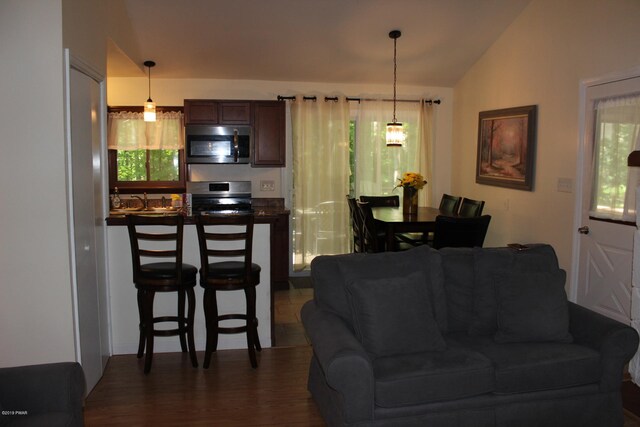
<box><xmin>476</xmin><ymin>105</ymin><xmax>537</xmax><ymax>191</ymax></box>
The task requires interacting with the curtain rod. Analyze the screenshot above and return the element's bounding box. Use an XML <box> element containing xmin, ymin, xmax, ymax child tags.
<box><xmin>276</xmin><ymin>95</ymin><xmax>441</xmax><ymax>105</ymax></box>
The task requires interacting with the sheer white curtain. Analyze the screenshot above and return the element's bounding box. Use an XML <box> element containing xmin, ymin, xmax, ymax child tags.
<box><xmin>355</xmin><ymin>100</ymin><xmax>430</xmax><ymax>204</ymax></box>
<box><xmin>107</xmin><ymin>111</ymin><xmax>184</xmax><ymax>150</ymax></box>
<box><xmin>590</xmin><ymin>94</ymin><xmax>640</xmax><ymax>221</ymax></box>
<box><xmin>291</xmin><ymin>97</ymin><xmax>350</xmax><ymax>271</ymax></box>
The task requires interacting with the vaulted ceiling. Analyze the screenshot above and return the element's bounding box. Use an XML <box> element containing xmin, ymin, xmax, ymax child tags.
<box><xmin>107</xmin><ymin>0</ymin><xmax>531</xmax><ymax>87</ymax></box>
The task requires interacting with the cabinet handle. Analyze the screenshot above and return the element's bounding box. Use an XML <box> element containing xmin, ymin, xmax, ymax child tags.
<box><xmin>233</xmin><ymin>129</ymin><xmax>239</xmax><ymax>162</ymax></box>
<box><xmin>578</xmin><ymin>226</ymin><xmax>589</xmax><ymax>235</ymax></box>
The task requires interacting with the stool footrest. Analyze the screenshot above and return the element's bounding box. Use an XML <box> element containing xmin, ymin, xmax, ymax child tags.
<box><xmin>217</xmin><ymin>313</ymin><xmax>255</xmax><ymax>335</ymax></box>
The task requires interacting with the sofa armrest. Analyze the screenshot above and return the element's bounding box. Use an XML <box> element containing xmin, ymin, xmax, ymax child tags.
<box><xmin>568</xmin><ymin>302</ymin><xmax>639</xmax><ymax>391</ymax></box>
<box><xmin>301</xmin><ymin>300</ymin><xmax>374</xmax><ymax>423</ymax></box>
<box><xmin>0</xmin><ymin>362</ymin><xmax>85</xmax><ymax>425</ymax></box>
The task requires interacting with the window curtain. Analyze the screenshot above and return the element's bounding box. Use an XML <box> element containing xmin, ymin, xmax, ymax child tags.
<box><xmin>107</xmin><ymin>111</ymin><xmax>184</xmax><ymax>150</ymax></box>
<box><xmin>590</xmin><ymin>94</ymin><xmax>640</xmax><ymax>221</ymax></box>
<box><xmin>291</xmin><ymin>97</ymin><xmax>350</xmax><ymax>271</ymax></box>
<box><xmin>354</xmin><ymin>100</ymin><xmax>429</xmax><ymax>204</ymax></box>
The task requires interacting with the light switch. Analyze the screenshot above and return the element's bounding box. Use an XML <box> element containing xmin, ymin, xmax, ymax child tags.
<box><xmin>557</xmin><ymin>177</ymin><xmax>573</xmax><ymax>193</ymax></box>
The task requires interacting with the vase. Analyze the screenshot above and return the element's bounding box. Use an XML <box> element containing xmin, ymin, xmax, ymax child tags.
<box><xmin>403</xmin><ymin>186</ymin><xmax>419</xmax><ymax>216</ymax></box>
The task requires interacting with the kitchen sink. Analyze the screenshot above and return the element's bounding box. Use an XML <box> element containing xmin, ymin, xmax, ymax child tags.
<box><xmin>109</xmin><ymin>207</ymin><xmax>179</xmax><ymax>216</ymax></box>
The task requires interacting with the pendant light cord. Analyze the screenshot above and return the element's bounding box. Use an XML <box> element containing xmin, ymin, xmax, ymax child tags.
<box><xmin>147</xmin><ymin>65</ymin><xmax>152</xmax><ymax>102</ymax></box>
<box><xmin>388</xmin><ymin>30</ymin><xmax>401</xmax><ymax>123</ymax></box>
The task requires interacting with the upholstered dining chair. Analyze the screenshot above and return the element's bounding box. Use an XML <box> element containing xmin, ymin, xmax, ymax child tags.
<box><xmin>439</xmin><ymin>194</ymin><xmax>462</xmax><ymax>215</ymax></box>
<box><xmin>431</xmin><ymin>214</ymin><xmax>492</xmax><ymax>249</ymax></box>
<box><xmin>458</xmin><ymin>197</ymin><xmax>485</xmax><ymax>217</ymax></box>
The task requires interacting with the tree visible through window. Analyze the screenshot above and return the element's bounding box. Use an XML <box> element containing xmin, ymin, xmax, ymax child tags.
<box><xmin>590</xmin><ymin>94</ymin><xmax>640</xmax><ymax>221</ymax></box>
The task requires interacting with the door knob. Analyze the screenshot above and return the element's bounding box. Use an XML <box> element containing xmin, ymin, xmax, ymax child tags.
<box><xmin>578</xmin><ymin>226</ymin><xmax>590</xmax><ymax>235</ymax></box>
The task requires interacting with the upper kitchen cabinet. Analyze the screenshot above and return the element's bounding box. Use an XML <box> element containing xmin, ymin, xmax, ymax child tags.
<box><xmin>252</xmin><ymin>101</ymin><xmax>285</xmax><ymax>167</ymax></box>
<box><xmin>184</xmin><ymin>100</ymin><xmax>251</xmax><ymax>125</ymax></box>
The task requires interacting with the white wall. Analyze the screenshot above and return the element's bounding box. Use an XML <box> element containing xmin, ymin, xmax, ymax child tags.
<box><xmin>0</xmin><ymin>0</ymin><xmax>108</xmax><ymax>368</ymax></box>
<box><xmin>0</xmin><ymin>1</ymin><xmax>76</xmax><ymax>366</ymax></box>
<box><xmin>452</xmin><ymin>0</ymin><xmax>640</xmax><ymax>279</ymax></box>
<box><xmin>107</xmin><ymin>77</ymin><xmax>454</xmax><ymax>206</ymax></box>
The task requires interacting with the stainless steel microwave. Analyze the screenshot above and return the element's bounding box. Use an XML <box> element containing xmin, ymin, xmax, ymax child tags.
<box><xmin>185</xmin><ymin>125</ymin><xmax>251</xmax><ymax>164</ymax></box>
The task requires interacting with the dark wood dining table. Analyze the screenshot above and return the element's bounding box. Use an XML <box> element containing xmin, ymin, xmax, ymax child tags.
<box><xmin>371</xmin><ymin>206</ymin><xmax>444</xmax><ymax>251</ymax></box>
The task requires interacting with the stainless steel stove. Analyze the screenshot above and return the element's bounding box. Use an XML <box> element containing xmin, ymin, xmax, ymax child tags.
<box><xmin>186</xmin><ymin>181</ymin><xmax>252</xmax><ymax>215</ymax></box>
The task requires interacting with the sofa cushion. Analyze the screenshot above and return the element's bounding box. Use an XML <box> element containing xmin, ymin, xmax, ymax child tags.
<box><xmin>439</xmin><ymin>248</ymin><xmax>475</xmax><ymax>332</ymax></box>
<box><xmin>495</xmin><ymin>269</ymin><xmax>572</xmax><ymax>343</ymax></box>
<box><xmin>373</xmin><ymin>346</ymin><xmax>494</xmax><ymax>407</ymax></box>
<box><xmin>449</xmin><ymin>333</ymin><xmax>601</xmax><ymax>394</ymax></box>
<box><xmin>346</xmin><ymin>270</ymin><xmax>446</xmax><ymax>357</ymax></box>
<box><xmin>468</xmin><ymin>245</ymin><xmax>561</xmax><ymax>336</ymax></box>
<box><xmin>312</xmin><ymin>245</ymin><xmax>448</xmax><ymax>332</ymax></box>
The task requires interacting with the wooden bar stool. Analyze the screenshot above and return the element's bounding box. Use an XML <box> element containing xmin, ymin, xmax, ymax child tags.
<box><xmin>126</xmin><ymin>215</ymin><xmax>198</xmax><ymax>374</ymax></box>
<box><xmin>196</xmin><ymin>214</ymin><xmax>262</xmax><ymax>369</ymax></box>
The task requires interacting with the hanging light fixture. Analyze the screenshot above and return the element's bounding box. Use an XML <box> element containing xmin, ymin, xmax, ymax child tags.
<box><xmin>386</xmin><ymin>30</ymin><xmax>405</xmax><ymax>147</ymax></box>
<box><xmin>143</xmin><ymin>60</ymin><xmax>156</xmax><ymax>122</ymax></box>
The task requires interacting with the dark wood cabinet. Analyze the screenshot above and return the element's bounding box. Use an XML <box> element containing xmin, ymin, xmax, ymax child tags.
<box><xmin>252</xmin><ymin>101</ymin><xmax>285</xmax><ymax>167</ymax></box>
<box><xmin>184</xmin><ymin>100</ymin><xmax>218</xmax><ymax>124</ymax></box>
<box><xmin>270</xmin><ymin>212</ymin><xmax>290</xmax><ymax>290</ymax></box>
<box><xmin>219</xmin><ymin>102</ymin><xmax>251</xmax><ymax>124</ymax></box>
<box><xmin>184</xmin><ymin>100</ymin><xmax>251</xmax><ymax>125</ymax></box>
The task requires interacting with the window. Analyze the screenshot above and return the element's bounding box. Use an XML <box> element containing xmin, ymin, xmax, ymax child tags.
<box><xmin>590</xmin><ymin>94</ymin><xmax>640</xmax><ymax>222</ymax></box>
<box><xmin>107</xmin><ymin>108</ymin><xmax>185</xmax><ymax>193</ymax></box>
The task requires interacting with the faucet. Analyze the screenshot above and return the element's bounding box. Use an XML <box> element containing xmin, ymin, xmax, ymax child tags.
<box><xmin>131</xmin><ymin>193</ymin><xmax>150</xmax><ymax>210</ymax></box>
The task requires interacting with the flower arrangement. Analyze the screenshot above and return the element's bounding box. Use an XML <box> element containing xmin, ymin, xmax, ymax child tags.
<box><xmin>395</xmin><ymin>172</ymin><xmax>427</xmax><ymax>190</ymax></box>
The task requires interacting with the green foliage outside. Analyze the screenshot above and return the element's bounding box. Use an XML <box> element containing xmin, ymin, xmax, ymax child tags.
<box><xmin>593</xmin><ymin>122</ymin><xmax>635</xmax><ymax>213</ymax></box>
<box><xmin>117</xmin><ymin>149</ymin><xmax>179</xmax><ymax>182</ymax></box>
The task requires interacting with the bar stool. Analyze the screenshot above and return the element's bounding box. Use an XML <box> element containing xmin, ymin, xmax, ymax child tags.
<box><xmin>126</xmin><ymin>215</ymin><xmax>198</xmax><ymax>374</ymax></box>
<box><xmin>196</xmin><ymin>213</ymin><xmax>262</xmax><ymax>369</ymax></box>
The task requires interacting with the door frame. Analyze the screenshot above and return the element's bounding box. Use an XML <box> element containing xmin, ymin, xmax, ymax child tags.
<box><xmin>570</xmin><ymin>66</ymin><xmax>640</xmax><ymax>302</ymax></box>
<box><xmin>63</xmin><ymin>49</ymin><xmax>111</xmax><ymax>368</ymax></box>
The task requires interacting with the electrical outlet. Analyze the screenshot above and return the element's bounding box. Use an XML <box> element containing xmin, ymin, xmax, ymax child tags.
<box><xmin>260</xmin><ymin>180</ymin><xmax>275</xmax><ymax>191</ymax></box>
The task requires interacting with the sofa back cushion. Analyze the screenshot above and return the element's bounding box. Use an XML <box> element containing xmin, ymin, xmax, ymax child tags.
<box><xmin>310</xmin><ymin>245</ymin><xmax>448</xmax><ymax>332</ymax></box>
<box><xmin>468</xmin><ymin>244</ymin><xmax>561</xmax><ymax>336</ymax></box>
<box><xmin>439</xmin><ymin>247</ymin><xmax>475</xmax><ymax>332</ymax></box>
<box><xmin>346</xmin><ymin>270</ymin><xmax>447</xmax><ymax>357</ymax></box>
<box><xmin>495</xmin><ymin>269</ymin><xmax>572</xmax><ymax>343</ymax></box>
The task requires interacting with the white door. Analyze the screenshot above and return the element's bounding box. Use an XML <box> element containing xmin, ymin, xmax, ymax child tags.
<box><xmin>66</xmin><ymin>53</ymin><xmax>110</xmax><ymax>393</ymax></box>
<box><xmin>574</xmin><ymin>76</ymin><xmax>640</xmax><ymax>324</ymax></box>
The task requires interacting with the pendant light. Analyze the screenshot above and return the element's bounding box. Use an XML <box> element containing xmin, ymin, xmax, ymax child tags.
<box><xmin>386</xmin><ymin>30</ymin><xmax>405</xmax><ymax>147</ymax></box>
<box><xmin>143</xmin><ymin>60</ymin><xmax>156</xmax><ymax>122</ymax></box>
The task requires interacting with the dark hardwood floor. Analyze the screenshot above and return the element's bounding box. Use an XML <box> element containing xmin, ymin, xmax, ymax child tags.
<box><xmin>84</xmin><ymin>346</ymin><xmax>324</xmax><ymax>426</ymax></box>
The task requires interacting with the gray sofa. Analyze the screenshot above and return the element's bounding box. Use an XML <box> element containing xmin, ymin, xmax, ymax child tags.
<box><xmin>301</xmin><ymin>244</ymin><xmax>639</xmax><ymax>427</ymax></box>
<box><xmin>0</xmin><ymin>362</ymin><xmax>85</xmax><ymax>427</ymax></box>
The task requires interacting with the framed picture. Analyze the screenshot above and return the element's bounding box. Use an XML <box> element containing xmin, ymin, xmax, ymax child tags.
<box><xmin>476</xmin><ymin>105</ymin><xmax>537</xmax><ymax>191</ymax></box>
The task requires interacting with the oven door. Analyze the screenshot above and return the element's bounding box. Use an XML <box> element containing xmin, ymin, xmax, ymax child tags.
<box><xmin>186</xmin><ymin>126</ymin><xmax>250</xmax><ymax>164</ymax></box>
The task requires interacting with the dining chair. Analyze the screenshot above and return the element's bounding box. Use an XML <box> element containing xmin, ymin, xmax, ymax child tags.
<box><xmin>356</xmin><ymin>201</ymin><xmax>387</xmax><ymax>252</ymax></box>
<box><xmin>126</xmin><ymin>214</ymin><xmax>198</xmax><ymax>374</ymax></box>
<box><xmin>431</xmin><ymin>214</ymin><xmax>491</xmax><ymax>249</ymax></box>
<box><xmin>358</xmin><ymin>201</ymin><xmax>417</xmax><ymax>252</ymax></box>
<box><xmin>347</xmin><ymin>196</ymin><xmax>365</xmax><ymax>253</ymax></box>
<box><xmin>359</xmin><ymin>195</ymin><xmax>400</xmax><ymax>207</ymax></box>
<box><xmin>439</xmin><ymin>194</ymin><xmax>462</xmax><ymax>215</ymax></box>
<box><xmin>196</xmin><ymin>213</ymin><xmax>262</xmax><ymax>368</ymax></box>
<box><xmin>458</xmin><ymin>197</ymin><xmax>485</xmax><ymax>217</ymax></box>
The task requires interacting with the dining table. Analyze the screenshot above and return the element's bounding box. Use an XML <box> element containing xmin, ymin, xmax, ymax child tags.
<box><xmin>371</xmin><ymin>206</ymin><xmax>444</xmax><ymax>251</ymax></box>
